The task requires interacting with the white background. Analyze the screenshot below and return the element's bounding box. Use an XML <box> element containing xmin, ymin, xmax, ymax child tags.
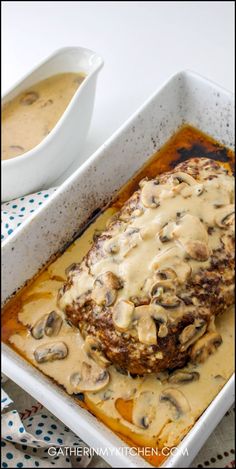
<box><xmin>2</xmin><ymin>1</ymin><xmax>235</xmax><ymax>183</ymax></box>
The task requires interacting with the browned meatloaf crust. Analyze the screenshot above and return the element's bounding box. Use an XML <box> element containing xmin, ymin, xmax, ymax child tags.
<box><xmin>59</xmin><ymin>158</ymin><xmax>235</xmax><ymax>374</ymax></box>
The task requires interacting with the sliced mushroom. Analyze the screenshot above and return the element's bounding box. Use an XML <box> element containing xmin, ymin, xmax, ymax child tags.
<box><xmin>152</xmin><ymin>289</ymin><xmax>181</xmax><ymax>309</ymax></box>
<box><xmin>134</xmin><ymin>304</ymin><xmax>168</xmax><ymax>338</ymax></box>
<box><xmin>168</xmin><ymin>370</ymin><xmax>199</xmax><ymax>384</ymax></box>
<box><xmin>34</xmin><ymin>342</ymin><xmax>68</xmax><ymax>363</ymax></box>
<box><xmin>190</xmin><ymin>332</ymin><xmax>222</xmax><ymax>363</ymax></box>
<box><xmin>91</xmin><ymin>271</ymin><xmax>123</xmax><ymax>307</ymax></box>
<box><xmin>172</xmin><ymin>214</ymin><xmax>210</xmax><ymax>261</ymax></box>
<box><xmin>132</xmin><ymin>391</ymin><xmax>156</xmax><ymax>429</ymax></box>
<box><xmin>152</xmin><ymin>307</ymin><xmax>168</xmax><ymax>337</ymax></box>
<box><xmin>83</xmin><ymin>336</ymin><xmax>110</xmax><ymax>368</ymax></box>
<box><xmin>31</xmin><ymin>315</ymin><xmax>47</xmax><ymax>339</ymax></box>
<box><xmin>151</xmin><ymin>246</ymin><xmax>191</xmax><ymax>284</ymax></box>
<box><xmin>70</xmin><ymin>361</ymin><xmax>109</xmax><ymax>392</ymax></box>
<box><xmin>159</xmin><ymin>222</ymin><xmax>176</xmax><ymax>243</ymax></box>
<box><xmin>171</xmin><ymin>171</ymin><xmax>197</xmax><ymax>186</ymax></box>
<box><xmin>113</xmin><ymin>300</ymin><xmax>134</xmax><ymax>331</ymax></box>
<box><xmin>215</xmin><ymin>205</ymin><xmax>235</xmax><ymax>228</ymax></box>
<box><xmin>20</xmin><ymin>91</ymin><xmax>39</xmax><ymax>105</ymax></box>
<box><xmin>44</xmin><ymin>311</ymin><xmax>63</xmax><ymax>337</ymax></box>
<box><xmin>160</xmin><ymin>388</ymin><xmax>190</xmax><ymax>418</ymax></box>
<box><xmin>137</xmin><ymin>315</ymin><xmax>157</xmax><ymax>345</ymax></box>
<box><xmin>151</xmin><ymin>281</ymin><xmax>175</xmax><ymax>297</ymax></box>
<box><xmin>184</xmin><ymin>240</ymin><xmax>210</xmax><ymax>261</ymax></box>
<box><xmin>140</xmin><ymin>180</ymin><xmax>163</xmax><ymax>208</ymax></box>
<box><xmin>156</xmin><ymin>268</ymin><xmax>177</xmax><ymax>282</ymax></box>
<box><xmin>179</xmin><ymin>319</ymin><xmax>207</xmax><ymax>351</ymax></box>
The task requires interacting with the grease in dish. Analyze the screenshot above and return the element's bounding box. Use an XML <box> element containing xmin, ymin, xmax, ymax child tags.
<box><xmin>2</xmin><ymin>126</ymin><xmax>235</xmax><ymax>467</ymax></box>
<box><xmin>2</xmin><ymin>72</ymin><xmax>85</xmax><ymax>160</ymax></box>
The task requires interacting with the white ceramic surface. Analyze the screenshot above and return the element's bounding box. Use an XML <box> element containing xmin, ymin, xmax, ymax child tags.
<box><xmin>1</xmin><ymin>46</ymin><xmax>103</xmax><ymax>201</ymax></box>
<box><xmin>1</xmin><ymin>71</ymin><xmax>235</xmax><ymax>468</ymax></box>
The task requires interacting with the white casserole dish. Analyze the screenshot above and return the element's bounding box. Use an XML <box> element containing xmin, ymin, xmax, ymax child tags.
<box><xmin>1</xmin><ymin>70</ymin><xmax>235</xmax><ymax>468</ymax></box>
<box><xmin>1</xmin><ymin>46</ymin><xmax>103</xmax><ymax>202</ymax></box>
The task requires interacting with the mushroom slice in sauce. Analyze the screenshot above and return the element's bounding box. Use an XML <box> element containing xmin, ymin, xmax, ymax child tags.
<box><xmin>132</xmin><ymin>391</ymin><xmax>156</xmax><ymax>429</ymax></box>
<box><xmin>171</xmin><ymin>171</ymin><xmax>197</xmax><ymax>186</ymax></box>
<box><xmin>173</xmin><ymin>214</ymin><xmax>210</xmax><ymax>261</ymax></box>
<box><xmin>44</xmin><ymin>311</ymin><xmax>63</xmax><ymax>337</ymax></box>
<box><xmin>134</xmin><ymin>304</ymin><xmax>168</xmax><ymax>340</ymax></box>
<box><xmin>159</xmin><ymin>222</ymin><xmax>176</xmax><ymax>243</ymax></box>
<box><xmin>70</xmin><ymin>361</ymin><xmax>109</xmax><ymax>392</ymax></box>
<box><xmin>91</xmin><ymin>271</ymin><xmax>123</xmax><ymax>307</ymax></box>
<box><xmin>168</xmin><ymin>370</ymin><xmax>200</xmax><ymax>384</ymax></box>
<box><xmin>133</xmin><ymin>304</ymin><xmax>168</xmax><ymax>338</ymax></box>
<box><xmin>83</xmin><ymin>336</ymin><xmax>110</xmax><ymax>368</ymax></box>
<box><xmin>152</xmin><ymin>291</ymin><xmax>181</xmax><ymax>309</ymax></box>
<box><xmin>31</xmin><ymin>314</ymin><xmax>48</xmax><ymax>339</ymax></box>
<box><xmin>156</xmin><ymin>268</ymin><xmax>177</xmax><ymax>282</ymax></box>
<box><xmin>190</xmin><ymin>332</ymin><xmax>223</xmax><ymax>364</ymax></box>
<box><xmin>184</xmin><ymin>240</ymin><xmax>210</xmax><ymax>261</ymax></box>
<box><xmin>113</xmin><ymin>300</ymin><xmax>134</xmax><ymax>331</ymax></box>
<box><xmin>179</xmin><ymin>318</ymin><xmax>207</xmax><ymax>351</ymax></box>
<box><xmin>160</xmin><ymin>388</ymin><xmax>190</xmax><ymax>419</ymax></box>
<box><xmin>151</xmin><ymin>246</ymin><xmax>191</xmax><ymax>284</ymax></box>
<box><xmin>215</xmin><ymin>204</ymin><xmax>235</xmax><ymax>228</ymax></box>
<box><xmin>137</xmin><ymin>315</ymin><xmax>157</xmax><ymax>345</ymax></box>
<box><xmin>140</xmin><ymin>180</ymin><xmax>164</xmax><ymax>208</ymax></box>
<box><xmin>20</xmin><ymin>91</ymin><xmax>39</xmax><ymax>105</ymax></box>
<box><xmin>34</xmin><ymin>342</ymin><xmax>68</xmax><ymax>363</ymax></box>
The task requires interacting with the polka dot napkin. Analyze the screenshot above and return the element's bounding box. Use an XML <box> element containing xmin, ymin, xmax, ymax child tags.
<box><xmin>1</xmin><ymin>188</ymin><xmax>57</xmax><ymax>242</ymax></box>
<box><xmin>1</xmin><ymin>388</ymin><xmax>92</xmax><ymax>468</ymax></box>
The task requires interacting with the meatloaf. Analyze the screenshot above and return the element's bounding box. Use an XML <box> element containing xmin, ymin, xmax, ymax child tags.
<box><xmin>59</xmin><ymin>158</ymin><xmax>235</xmax><ymax>374</ymax></box>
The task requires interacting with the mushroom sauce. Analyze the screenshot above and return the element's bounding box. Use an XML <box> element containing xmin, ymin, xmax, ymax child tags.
<box><xmin>2</xmin><ymin>126</ymin><xmax>235</xmax><ymax>467</ymax></box>
<box><xmin>2</xmin><ymin>72</ymin><xmax>85</xmax><ymax>160</ymax></box>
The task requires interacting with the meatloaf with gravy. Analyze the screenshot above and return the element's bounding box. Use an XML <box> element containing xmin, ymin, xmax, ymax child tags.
<box><xmin>59</xmin><ymin>158</ymin><xmax>235</xmax><ymax>374</ymax></box>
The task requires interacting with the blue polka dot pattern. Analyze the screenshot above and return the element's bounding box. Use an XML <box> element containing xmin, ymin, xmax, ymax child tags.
<box><xmin>35</xmin><ymin>429</ymin><xmax>42</xmax><ymax>435</ymax></box>
<box><xmin>1</xmin><ymin>390</ymin><xmax>90</xmax><ymax>468</ymax></box>
<box><xmin>1</xmin><ymin>188</ymin><xmax>57</xmax><ymax>241</ymax></box>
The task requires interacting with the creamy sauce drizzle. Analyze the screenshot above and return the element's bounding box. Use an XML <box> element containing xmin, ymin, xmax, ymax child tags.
<box><xmin>2</xmin><ymin>72</ymin><xmax>85</xmax><ymax>160</ymax></box>
<box><xmin>59</xmin><ymin>161</ymin><xmax>234</xmax><ymax>345</ymax></box>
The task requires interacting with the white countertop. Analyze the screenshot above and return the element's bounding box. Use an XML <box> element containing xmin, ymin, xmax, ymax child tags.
<box><xmin>2</xmin><ymin>1</ymin><xmax>234</xmax><ymax>184</ymax></box>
